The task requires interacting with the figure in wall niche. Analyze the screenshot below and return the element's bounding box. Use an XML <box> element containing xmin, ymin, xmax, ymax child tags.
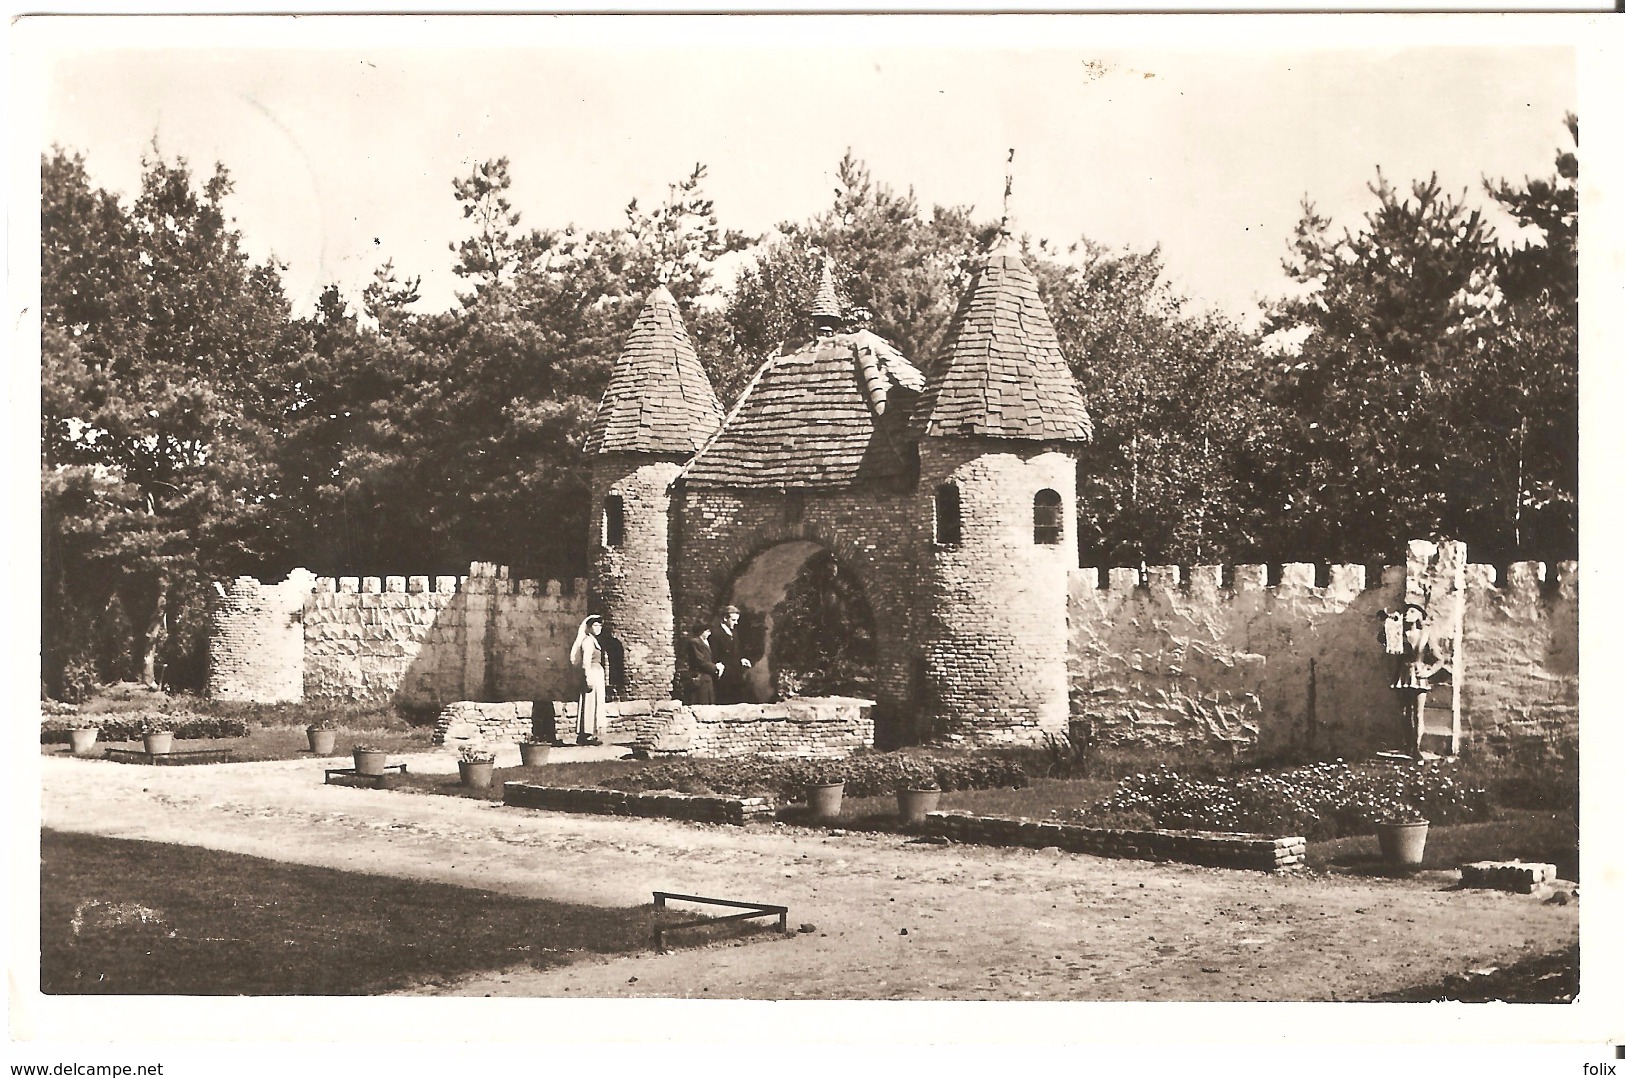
<box><xmin>683</xmin><ymin>623</ymin><xmax>716</xmax><ymax>705</ymax></box>
<box><xmin>1381</xmin><ymin>602</ymin><xmax>1446</xmax><ymax>758</ymax></box>
<box><xmin>569</xmin><ymin>614</ymin><xmax>609</xmax><ymax>746</ymax></box>
<box><xmin>710</xmin><ymin>605</ymin><xmax>753</xmax><ymax>704</ymax></box>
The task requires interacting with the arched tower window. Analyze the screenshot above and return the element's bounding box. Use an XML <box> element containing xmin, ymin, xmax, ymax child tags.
<box><xmin>934</xmin><ymin>483</ymin><xmax>962</xmax><ymax>547</ymax></box>
<box><xmin>1033</xmin><ymin>488</ymin><xmax>1063</xmax><ymax>545</ymax></box>
<box><xmin>603</xmin><ymin>494</ymin><xmax>625</xmax><ymax>548</ymax></box>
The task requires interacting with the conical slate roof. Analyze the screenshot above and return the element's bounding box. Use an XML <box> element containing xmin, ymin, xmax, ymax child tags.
<box><xmin>810</xmin><ymin>260</ymin><xmax>843</xmax><ymax>321</ymax></box>
<box><xmin>682</xmin><ymin>330</ymin><xmax>923</xmax><ymax>489</ymax></box>
<box><xmin>913</xmin><ymin>233</ymin><xmax>1093</xmax><ymax>442</ymax></box>
<box><xmin>584</xmin><ymin>286</ymin><xmax>724</xmax><ymax>456</ymax></box>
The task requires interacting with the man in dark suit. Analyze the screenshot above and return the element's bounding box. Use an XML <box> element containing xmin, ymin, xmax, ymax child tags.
<box><xmin>684</xmin><ymin>624</ymin><xmax>716</xmax><ymax>704</ymax></box>
<box><xmin>710</xmin><ymin>605</ymin><xmax>752</xmax><ymax>704</ymax></box>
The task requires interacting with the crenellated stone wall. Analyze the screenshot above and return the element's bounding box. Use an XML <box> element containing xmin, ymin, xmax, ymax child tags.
<box><xmin>1460</xmin><ymin>559</ymin><xmax>1579</xmax><ymax>756</ymax></box>
<box><xmin>1067</xmin><ymin>541</ymin><xmax>1577</xmax><ymax>761</ymax></box>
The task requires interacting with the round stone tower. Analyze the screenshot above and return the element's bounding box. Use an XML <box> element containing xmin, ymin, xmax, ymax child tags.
<box><xmin>584</xmin><ymin>285</ymin><xmax>723</xmax><ymax>699</ymax></box>
<box><xmin>912</xmin><ymin>230</ymin><xmax>1093</xmax><ymax>744</ymax></box>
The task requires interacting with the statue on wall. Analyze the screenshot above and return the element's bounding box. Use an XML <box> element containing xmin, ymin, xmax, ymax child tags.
<box><xmin>1381</xmin><ymin>602</ymin><xmax>1447</xmax><ymax>758</ymax></box>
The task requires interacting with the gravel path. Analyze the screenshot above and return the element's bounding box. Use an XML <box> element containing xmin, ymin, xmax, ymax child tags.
<box><xmin>39</xmin><ymin>752</ymin><xmax>1578</xmax><ymax>1001</ymax></box>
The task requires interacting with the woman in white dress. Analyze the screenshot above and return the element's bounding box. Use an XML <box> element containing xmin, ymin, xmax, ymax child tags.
<box><xmin>569</xmin><ymin>615</ymin><xmax>608</xmax><ymax>746</ymax></box>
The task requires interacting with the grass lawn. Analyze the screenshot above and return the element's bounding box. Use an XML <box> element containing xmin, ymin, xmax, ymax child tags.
<box><xmin>41</xmin><ymin>830</ymin><xmax>771</xmax><ymax>994</ymax></box>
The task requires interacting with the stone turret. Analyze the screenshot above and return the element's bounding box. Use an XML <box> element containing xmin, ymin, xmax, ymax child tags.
<box><xmin>584</xmin><ymin>285</ymin><xmax>723</xmax><ymax>699</ymax></box>
<box><xmin>914</xmin><ymin>228</ymin><xmax>1093</xmax><ymax>743</ymax></box>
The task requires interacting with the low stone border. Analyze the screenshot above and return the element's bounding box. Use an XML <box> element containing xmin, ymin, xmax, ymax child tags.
<box><xmin>502</xmin><ymin>781</ymin><xmax>775</xmax><ymax>826</ymax></box>
<box><xmin>921</xmin><ymin>811</ymin><xmax>1306</xmax><ymax>872</ymax></box>
<box><xmin>1460</xmin><ymin>860</ymin><xmax>1559</xmax><ymax>893</ymax></box>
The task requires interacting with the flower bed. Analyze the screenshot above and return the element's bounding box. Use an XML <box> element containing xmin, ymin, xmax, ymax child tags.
<box><xmin>586</xmin><ymin>753</ymin><xmax>1027</xmax><ymax>801</ymax></box>
<box><xmin>40</xmin><ymin>714</ymin><xmax>250</xmax><ymax>745</ymax></box>
<box><xmin>503</xmin><ymin>782</ymin><xmax>776</xmax><ymax>825</ymax></box>
<box><xmin>921</xmin><ymin>811</ymin><xmax>1306</xmax><ymax>871</ymax></box>
<box><xmin>1088</xmin><ymin>758</ymin><xmax>1492</xmax><ymax>841</ymax></box>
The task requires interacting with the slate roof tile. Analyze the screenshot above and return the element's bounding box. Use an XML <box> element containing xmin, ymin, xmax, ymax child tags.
<box><xmin>683</xmin><ymin>330</ymin><xmax>924</xmax><ymax>489</ymax></box>
<box><xmin>913</xmin><ymin>235</ymin><xmax>1093</xmax><ymax>442</ymax></box>
<box><xmin>584</xmin><ymin>286</ymin><xmax>724</xmax><ymax>456</ymax></box>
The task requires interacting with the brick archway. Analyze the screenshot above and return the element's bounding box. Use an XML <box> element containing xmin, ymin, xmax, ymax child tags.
<box><xmin>673</xmin><ymin>490</ymin><xmax>924</xmax><ymax>746</ymax></box>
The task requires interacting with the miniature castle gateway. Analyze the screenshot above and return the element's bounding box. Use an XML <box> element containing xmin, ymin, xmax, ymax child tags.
<box><xmin>586</xmin><ymin>230</ymin><xmax>1093</xmax><ymax>747</ymax></box>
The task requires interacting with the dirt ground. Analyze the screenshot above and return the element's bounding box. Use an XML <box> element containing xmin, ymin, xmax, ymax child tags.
<box><xmin>38</xmin><ymin>751</ymin><xmax>1578</xmax><ymax>1001</ymax></box>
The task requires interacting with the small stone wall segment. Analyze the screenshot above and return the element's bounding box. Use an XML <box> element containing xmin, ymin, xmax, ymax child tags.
<box><xmin>921</xmin><ymin>441</ymin><xmax>1076</xmax><ymax>746</ymax></box>
<box><xmin>432</xmin><ymin>697</ymin><xmax>874</xmax><ymax>759</ymax></box>
<box><xmin>1459</xmin><ymin>860</ymin><xmax>1560</xmax><ymax>893</ymax></box>
<box><xmin>300</xmin><ymin>563</ymin><xmax>587</xmax><ymax>707</ymax></box>
<box><xmin>1460</xmin><ymin>560</ymin><xmax>1578</xmax><ymax>758</ymax></box>
<box><xmin>921</xmin><ymin>811</ymin><xmax>1306</xmax><ymax>872</ymax></box>
<box><xmin>207</xmin><ymin>569</ymin><xmax>317</xmax><ymax>702</ymax></box>
<box><xmin>503</xmin><ymin>782</ymin><xmax>776</xmax><ymax>825</ymax></box>
<box><xmin>590</xmin><ymin>455</ymin><xmax>684</xmax><ymax>700</ymax></box>
<box><xmin>1068</xmin><ymin>558</ymin><xmax>1404</xmax><ymax>760</ymax></box>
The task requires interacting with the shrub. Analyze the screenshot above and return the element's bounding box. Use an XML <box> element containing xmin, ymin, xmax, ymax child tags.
<box><xmin>1087</xmin><ymin>758</ymin><xmax>1492</xmax><ymax>840</ymax></box>
<box><xmin>458</xmin><ymin>746</ymin><xmax>496</xmax><ymax>765</ymax></box>
<box><xmin>39</xmin><ymin>714</ymin><xmax>249</xmax><ymax>745</ymax></box>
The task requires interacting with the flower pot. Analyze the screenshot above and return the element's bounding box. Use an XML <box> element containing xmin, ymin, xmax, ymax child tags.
<box><xmin>1376</xmin><ymin>821</ymin><xmax>1430</xmax><ymax>866</ymax></box>
<box><xmin>68</xmin><ymin>728</ymin><xmax>99</xmax><ymax>755</ymax></box>
<box><xmin>896</xmin><ymin>788</ymin><xmax>942</xmax><ymax>824</ymax></box>
<box><xmin>353</xmin><ymin>748</ymin><xmax>388</xmax><ymax>776</ymax></box>
<box><xmin>806</xmin><ymin>780</ymin><xmax>845</xmax><ymax>821</ymax></box>
<box><xmin>459</xmin><ymin>760</ymin><xmax>495</xmax><ymax>789</ymax></box>
<box><xmin>519</xmin><ymin>742</ymin><xmax>552</xmax><ymax>767</ymax></box>
<box><xmin>142</xmin><ymin>731</ymin><xmax>174</xmax><ymax>755</ymax></box>
<box><xmin>307</xmin><ymin>728</ymin><xmax>337</xmax><ymax>755</ymax></box>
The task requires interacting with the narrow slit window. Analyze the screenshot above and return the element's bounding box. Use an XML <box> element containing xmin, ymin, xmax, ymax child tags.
<box><xmin>603</xmin><ymin>494</ymin><xmax>625</xmax><ymax>548</ymax></box>
<box><xmin>934</xmin><ymin>483</ymin><xmax>962</xmax><ymax>547</ymax></box>
<box><xmin>784</xmin><ymin>489</ymin><xmax>805</xmax><ymax>525</ymax></box>
<box><xmin>1033</xmin><ymin>488</ymin><xmax>1063</xmax><ymax>545</ymax></box>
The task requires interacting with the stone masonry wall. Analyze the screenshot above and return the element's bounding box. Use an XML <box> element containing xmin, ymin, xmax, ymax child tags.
<box><xmin>1460</xmin><ymin>559</ymin><xmax>1578</xmax><ymax>756</ymax></box>
<box><xmin>432</xmin><ymin>697</ymin><xmax>874</xmax><ymax>760</ymax></box>
<box><xmin>1068</xmin><ymin>543</ymin><xmax>1578</xmax><ymax>761</ymax></box>
<box><xmin>590</xmin><ymin>455</ymin><xmax>685</xmax><ymax>700</ymax></box>
<box><xmin>920</xmin><ymin>440</ymin><xmax>1076</xmax><ymax>745</ymax></box>
<box><xmin>211</xmin><ymin>563</ymin><xmax>587</xmax><ymax>708</ymax></box>
<box><xmin>208</xmin><ymin>569</ymin><xmax>316</xmax><ymax>702</ymax></box>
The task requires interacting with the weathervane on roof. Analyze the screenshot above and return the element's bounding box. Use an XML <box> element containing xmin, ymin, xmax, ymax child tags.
<box><xmin>1000</xmin><ymin>147</ymin><xmax>1016</xmax><ymax>237</ymax></box>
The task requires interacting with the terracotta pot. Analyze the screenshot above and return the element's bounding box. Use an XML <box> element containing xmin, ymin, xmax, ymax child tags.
<box><xmin>896</xmin><ymin>788</ymin><xmax>942</xmax><ymax>824</ymax></box>
<box><xmin>142</xmin><ymin>731</ymin><xmax>174</xmax><ymax>755</ymax></box>
<box><xmin>806</xmin><ymin>781</ymin><xmax>845</xmax><ymax>821</ymax></box>
<box><xmin>1376</xmin><ymin>821</ymin><xmax>1429</xmax><ymax>866</ymax></box>
<box><xmin>68</xmin><ymin>728</ymin><xmax>99</xmax><ymax>755</ymax></box>
<box><xmin>519</xmin><ymin>742</ymin><xmax>552</xmax><ymax>767</ymax></box>
<box><xmin>353</xmin><ymin>748</ymin><xmax>388</xmax><ymax>776</ymax></box>
<box><xmin>307</xmin><ymin>728</ymin><xmax>337</xmax><ymax>755</ymax></box>
<box><xmin>459</xmin><ymin>760</ymin><xmax>495</xmax><ymax>789</ymax></box>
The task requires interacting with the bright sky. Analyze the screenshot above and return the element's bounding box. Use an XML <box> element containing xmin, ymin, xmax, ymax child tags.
<box><xmin>32</xmin><ymin>17</ymin><xmax>1576</xmax><ymax>326</ymax></box>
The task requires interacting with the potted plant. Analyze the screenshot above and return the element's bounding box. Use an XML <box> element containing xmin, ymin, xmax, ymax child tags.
<box><xmin>1373</xmin><ymin>809</ymin><xmax>1430</xmax><ymax>866</ymax></box>
<box><xmin>68</xmin><ymin>723</ymin><xmax>100</xmax><ymax>755</ymax></box>
<box><xmin>518</xmin><ymin>737</ymin><xmax>552</xmax><ymax>767</ymax></box>
<box><xmin>895</xmin><ymin>762</ymin><xmax>942</xmax><ymax>824</ymax></box>
<box><xmin>353</xmin><ymin>744</ymin><xmax>389</xmax><ymax>776</ymax></box>
<box><xmin>804</xmin><ymin>762</ymin><xmax>846</xmax><ymax>821</ymax></box>
<box><xmin>306</xmin><ymin>718</ymin><xmax>338</xmax><ymax>756</ymax></box>
<box><xmin>458</xmin><ymin>745</ymin><xmax>497</xmax><ymax>789</ymax></box>
<box><xmin>1353</xmin><ymin>776</ymin><xmax>1430</xmax><ymax>867</ymax></box>
<box><xmin>141</xmin><ymin>717</ymin><xmax>174</xmax><ymax>756</ymax></box>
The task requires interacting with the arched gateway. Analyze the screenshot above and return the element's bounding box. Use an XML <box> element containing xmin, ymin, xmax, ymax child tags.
<box><xmin>586</xmin><ymin>237</ymin><xmax>1093</xmax><ymax>747</ymax></box>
